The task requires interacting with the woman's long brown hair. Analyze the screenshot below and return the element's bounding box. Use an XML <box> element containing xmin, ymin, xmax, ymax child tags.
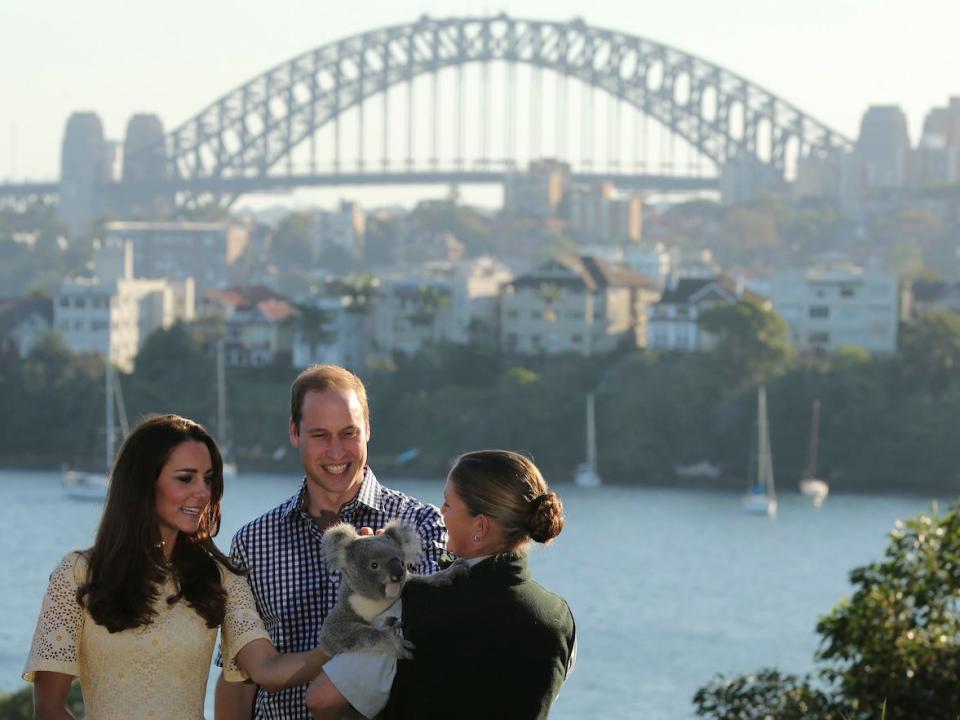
<box><xmin>77</xmin><ymin>414</ymin><xmax>240</xmax><ymax>632</ymax></box>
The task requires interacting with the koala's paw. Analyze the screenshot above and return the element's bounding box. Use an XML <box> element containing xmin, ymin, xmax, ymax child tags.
<box><xmin>433</xmin><ymin>558</ymin><xmax>470</xmax><ymax>586</ymax></box>
<box><xmin>388</xmin><ymin>632</ymin><xmax>416</xmax><ymax>660</ymax></box>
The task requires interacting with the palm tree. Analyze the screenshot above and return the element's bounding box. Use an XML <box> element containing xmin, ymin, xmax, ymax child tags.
<box><xmin>409</xmin><ymin>284</ymin><xmax>451</xmax><ymax>333</ymax></box>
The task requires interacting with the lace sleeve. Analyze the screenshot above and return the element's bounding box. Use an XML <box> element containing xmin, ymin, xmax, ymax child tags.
<box><xmin>220</xmin><ymin>567</ymin><xmax>271</xmax><ymax>682</ymax></box>
<box><xmin>22</xmin><ymin>552</ymin><xmax>86</xmax><ymax>682</ymax></box>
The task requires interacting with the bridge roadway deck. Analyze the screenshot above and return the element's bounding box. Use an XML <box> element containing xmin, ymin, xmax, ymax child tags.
<box><xmin>0</xmin><ymin>171</ymin><xmax>717</xmax><ymax>201</ymax></box>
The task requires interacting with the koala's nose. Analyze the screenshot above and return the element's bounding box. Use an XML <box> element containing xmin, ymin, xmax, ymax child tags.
<box><xmin>387</xmin><ymin>557</ymin><xmax>404</xmax><ymax>581</ymax></box>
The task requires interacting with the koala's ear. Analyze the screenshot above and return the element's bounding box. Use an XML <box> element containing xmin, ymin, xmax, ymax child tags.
<box><xmin>382</xmin><ymin>521</ymin><xmax>423</xmax><ymax>565</ymax></box>
<box><xmin>323</xmin><ymin>522</ymin><xmax>359</xmax><ymax>571</ymax></box>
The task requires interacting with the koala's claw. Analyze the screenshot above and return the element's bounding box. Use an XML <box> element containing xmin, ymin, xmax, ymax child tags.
<box><xmin>392</xmin><ymin>635</ymin><xmax>416</xmax><ymax>660</ymax></box>
<box><xmin>432</xmin><ymin>558</ymin><xmax>469</xmax><ymax>586</ymax></box>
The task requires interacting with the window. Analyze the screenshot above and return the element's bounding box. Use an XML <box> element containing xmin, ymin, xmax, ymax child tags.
<box><xmin>809</xmin><ymin>332</ymin><xmax>830</xmax><ymax>345</ymax></box>
<box><xmin>840</xmin><ymin>286</ymin><xmax>856</xmax><ymax>298</ymax></box>
<box><xmin>571</xmin><ymin>334</ymin><xmax>583</xmax><ymax>343</ymax></box>
<box><xmin>506</xmin><ymin>309</ymin><xmax>519</xmax><ymax>319</ymax></box>
<box><xmin>531</xmin><ymin>311</ymin><xmax>542</xmax><ymax>319</ymax></box>
<box><xmin>809</xmin><ymin>306</ymin><xmax>829</xmax><ymax>319</ymax></box>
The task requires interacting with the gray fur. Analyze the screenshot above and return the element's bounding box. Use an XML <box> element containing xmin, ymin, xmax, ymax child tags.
<box><xmin>319</xmin><ymin>520</ymin><xmax>468</xmax><ymax>659</ymax></box>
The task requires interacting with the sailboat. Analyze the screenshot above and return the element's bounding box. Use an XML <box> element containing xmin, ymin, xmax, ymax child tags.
<box><xmin>217</xmin><ymin>339</ymin><xmax>238</xmax><ymax>479</ymax></box>
<box><xmin>573</xmin><ymin>393</ymin><xmax>602</xmax><ymax>487</ymax></box>
<box><xmin>742</xmin><ymin>386</ymin><xmax>777</xmax><ymax>516</ymax></box>
<box><xmin>798</xmin><ymin>399</ymin><xmax>829</xmax><ymax>507</ymax></box>
<box><xmin>63</xmin><ymin>361</ymin><xmax>129</xmax><ymax>501</ymax></box>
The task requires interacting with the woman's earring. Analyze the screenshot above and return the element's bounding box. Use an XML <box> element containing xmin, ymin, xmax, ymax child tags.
<box><xmin>473</xmin><ymin>533</ymin><xmax>481</xmax><ymax>542</ymax></box>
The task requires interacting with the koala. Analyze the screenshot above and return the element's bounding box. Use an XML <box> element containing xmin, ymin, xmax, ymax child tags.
<box><xmin>319</xmin><ymin>520</ymin><xmax>467</xmax><ymax>659</ymax></box>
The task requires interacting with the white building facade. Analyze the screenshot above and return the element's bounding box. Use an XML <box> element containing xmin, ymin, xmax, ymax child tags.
<box><xmin>771</xmin><ymin>265</ymin><xmax>900</xmax><ymax>354</ymax></box>
<box><xmin>54</xmin><ymin>276</ymin><xmax>194</xmax><ymax>371</ymax></box>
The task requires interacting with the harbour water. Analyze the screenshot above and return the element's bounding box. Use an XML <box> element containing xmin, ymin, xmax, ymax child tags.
<box><xmin>1</xmin><ymin>469</ymin><xmax>937</xmax><ymax>718</ymax></box>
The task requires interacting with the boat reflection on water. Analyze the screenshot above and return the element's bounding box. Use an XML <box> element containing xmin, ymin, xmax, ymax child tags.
<box><xmin>743</xmin><ymin>386</ymin><xmax>777</xmax><ymax>517</ymax></box>
<box><xmin>799</xmin><ymin>399</ymin><xmax>829</xmax><ymax>507</ymax></box>
<box><xmin>574</xmin><ymin>393</ymin><xmax>602</xmax><ymax>488</ymax></box>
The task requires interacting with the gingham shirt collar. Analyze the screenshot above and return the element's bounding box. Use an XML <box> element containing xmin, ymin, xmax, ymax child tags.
<box><xmin>281</xmin><ymin>466</ymin><xmax>383</xmax><ymax>521</ymax></box>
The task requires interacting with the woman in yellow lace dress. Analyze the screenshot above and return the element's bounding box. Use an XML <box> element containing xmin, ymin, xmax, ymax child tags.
<box><xmin>24</xmin><ymin>414</ymin><xmax>328</xmax><ymax>719</ymax></box>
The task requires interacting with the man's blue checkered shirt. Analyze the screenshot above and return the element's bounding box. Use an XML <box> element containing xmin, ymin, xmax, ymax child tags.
<box><xmin>221</xmin><ymin>468</ymin><xmax>446</xmax><ymax>719</ymax></box>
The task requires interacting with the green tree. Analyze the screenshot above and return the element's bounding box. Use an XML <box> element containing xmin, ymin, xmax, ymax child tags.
<box><xmin>778</xmin><ymin>199</ymin><xmax>845</xmax><ymax>263</ymax></box>
<box><xmin>340</xmin><ymin>272</ymin><xmax>378</xmax><ymax>315</ymax></box>
<box><xmin>694</xmin><ymin>669</ymin><xmax>839</xmax><ymax>719</ymax></box>
<box><xmin>699</xmin><ymin>299</ymin><xmax>793</xmax><ymax>390</ymax></box>
<box><xmin>130</xmin><ymin>321</ymin><xmax>215</xmax><ymax>425</ymax></box>
<box><xmin>816</xmin><ymin>504</ymin><xmax>960</xmax><ymax>717</ymax></box>
<box><xmin>695</xmin><ymin>502</ymin><xmax>960</xmax><ymax>719</ymax></box>
<box><xmin>272</xmin><ymin>212</ymin><xmax>313</xmax><ymax>268</ymax></box>
<box><xmin>716</xmin><ymin>205</ymin><xmax>782</xmax><ymax>267</ymax></box>
<box><xmin>898</xmin><ymin>309</ymin><xmax>960</xmax><ymax>396</ymax></box>
<box><xmin>409</xmin><ymin>198</ymin><xmax>491</xmax><ymax>254</ymax></box>
<box><xmin>295</xmin><ymin>302</ymin><xmax>337</xmax><ymax>351</ymax></box>
<box><xmin>408</xmin><ymin>285</ymin><xmax>451</xmax><ymax>331</ymax></box>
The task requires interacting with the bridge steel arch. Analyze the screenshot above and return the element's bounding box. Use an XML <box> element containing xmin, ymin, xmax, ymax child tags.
<box><xmin>162</xmin><ymin>14</ymin><xmax>852</xmax><ymax>200</ymax></box>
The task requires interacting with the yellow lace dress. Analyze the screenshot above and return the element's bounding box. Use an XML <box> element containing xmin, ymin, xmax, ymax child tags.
<box><xmin>23</xmin><ymin>552</ymin><xmax>270</xmax><ymax>720</ymax></box>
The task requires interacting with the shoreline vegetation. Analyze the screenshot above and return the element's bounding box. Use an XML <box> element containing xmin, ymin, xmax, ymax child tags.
<box><xmin>0</xmin><ymin>462</ymin><xmax>951</xmax><ymax>499</ymax></box>
<box><xmin>2</xmin><ymin>304</ymin><xmax>959</xmax><ymax>496</ymax></box>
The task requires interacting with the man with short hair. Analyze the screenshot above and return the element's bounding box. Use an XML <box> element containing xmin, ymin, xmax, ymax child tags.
<box><xmin>215</xmin><ymin>364</ymin><xmax>446</xmax><ymax>719</ymax></box>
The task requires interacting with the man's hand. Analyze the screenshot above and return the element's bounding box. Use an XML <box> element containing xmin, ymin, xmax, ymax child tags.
<box><xmin>358</xmin><ymin>527</ymin><xmax>385</xmax><ymax>536</ymax></box>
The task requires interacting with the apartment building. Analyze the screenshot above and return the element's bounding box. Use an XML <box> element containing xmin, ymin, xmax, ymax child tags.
<box><xmin>370</xmin><ymin>256</ymin><xmax>513</xmax><ymax>358</ymax></box>
<box><xmin>203</xmin><ymin>286</ymin><xmax>296</xmax><ymax>366</ymax></box>
<box><xmin>770</xmin><ymin>263</ymin><xmax>900</xmax><ymax>354</ymax></box>
<box><xmin>500</xmin><ymin>255</ymin><xmax>661</xmax><ymax>356</ymax></box>
<box><xmin>54</xmin><ymin>276</ymin><xmax>193</xmax><ymax>371</ymax></box>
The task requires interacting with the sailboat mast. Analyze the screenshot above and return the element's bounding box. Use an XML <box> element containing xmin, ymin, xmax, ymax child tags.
<box><xmin>217</xmin><ymin>339</ymin><xmax>227</xmax><ymax>447</ymax></box>
<box><xmin>105</xmin><ymin>360</ymin><xmax>115</xmax><ymax>471</ymax></box>
<box><xmin>586</xmin><ymin>392</ymin><xmax>597</xmax><ymax>468</ymax></box>
<box><xmin>757</xmin><ymin>386</ymin><xmax>775</xmax><ymax>495</ymax></box>
<box><xmin>806</xmin><ymin>399</ymin><xmax>821</xmax><ymax>478</ymax></box>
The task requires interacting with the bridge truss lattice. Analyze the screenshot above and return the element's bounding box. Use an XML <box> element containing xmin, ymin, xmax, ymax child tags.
<box><xmin>159</xmin><ymin>14</ymin><xmax>851</xmax><ymax>202</ymax></box>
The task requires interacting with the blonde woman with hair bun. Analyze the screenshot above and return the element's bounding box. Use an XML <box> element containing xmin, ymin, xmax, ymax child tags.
<box><xmin>307</xmin><ymin>449</ymin><xmax>576</xmax><ymax>720</ymax></box>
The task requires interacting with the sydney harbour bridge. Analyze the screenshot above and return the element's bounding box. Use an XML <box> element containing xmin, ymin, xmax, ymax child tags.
<box><xmin>0</xmin><ymin>14</ymin><xmax>853</xmax><ymax>216</ymax></box>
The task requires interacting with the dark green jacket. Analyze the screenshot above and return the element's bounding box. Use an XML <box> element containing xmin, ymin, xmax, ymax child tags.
<box><xmin>386</xmin><ymin>552</ymin><xmax>576</xmax><ymax>720</ymax></box>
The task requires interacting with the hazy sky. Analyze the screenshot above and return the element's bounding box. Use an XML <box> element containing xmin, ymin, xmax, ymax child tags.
<box><xmin>1</xmin><ymin>0</ymin><xmax>957</xmax><ymax>183</ymax></box>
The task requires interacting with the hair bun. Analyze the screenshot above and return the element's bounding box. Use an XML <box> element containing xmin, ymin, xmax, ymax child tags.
<box><xmin>528</xmin><ymin>491</ymin><xmax>565</xmax><ymax>544</ymax></box>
